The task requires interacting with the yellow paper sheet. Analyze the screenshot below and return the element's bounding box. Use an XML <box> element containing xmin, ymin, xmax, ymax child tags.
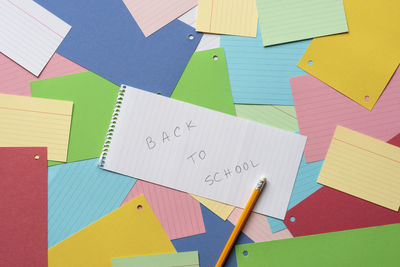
<box><xmin>318</xmin><ymin>126</ymin><xmax>400</xmax><ymax>211</ymax></box>
<box><xmin>196</xmin><ymin>0</ymin><xmax>258</xmax><ymax>37</ymax></box>
<box><xmin>49</xmin><ymin>195</ymin><xmax>176</xmax><ymax>267</ymax></box>
<box><xmin>0</xmin><ymin>93</ymin><xmax>72</xmax><ymax>162</ymax></box>
<box><xmin>191</xmin><ymin>195</ymin><xmax>234</xmax><ymax>220</ymax></box>
<box><xmin>298</xmin><ymin>0</ymin><xmax>400</xmax><ymax>110</ymax></box>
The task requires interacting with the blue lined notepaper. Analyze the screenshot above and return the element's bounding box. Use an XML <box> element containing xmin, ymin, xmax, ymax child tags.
<box><xmin>221</xmin><ymin>28</ymin><xmax>310</xmax><ymax>105</ymax></box>
<box><xmin>267</xmin><ymin>155</ymin><xmax>323</xmax><ymax>232</ymax></box>
<box><xmin>34</xmin><ymin>0</ymin><xmax>201</xmax><ymax>96</ymax></box>
<box><xmin>48</xmin><ymin>159</ymin><xmax>136</xmax><ymax>247</ymax></box>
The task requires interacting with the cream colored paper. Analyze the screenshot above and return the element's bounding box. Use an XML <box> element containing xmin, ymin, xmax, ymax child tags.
<box><xmin>191</xmin><ymin>195</ymin><xmax>234</xmax><ymax>220</ymax></box>
<box><xmin>318</xmin><ymin>126</ymin><xmax>400</xmax><ymax>211</ymax></box>
<box><xmin>196</xmin><ymin>0</ymin><xmax>258</xmax><ymax>37</ymax></box>
<box><xmin>0</xmin><ymin>93</ymin><xmax>72</xmax><ymax>161</ymax></box>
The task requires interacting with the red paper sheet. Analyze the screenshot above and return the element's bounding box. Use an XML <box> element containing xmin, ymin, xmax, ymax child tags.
<box><xmin>284</xmin><ymin>133</ymin><xmax>400</xmax><ymax>237</ymax></box>
<box><xmin>0</xmin><ymin>147</ymin><xmax>47</xmax><ymax>266</ymax></box>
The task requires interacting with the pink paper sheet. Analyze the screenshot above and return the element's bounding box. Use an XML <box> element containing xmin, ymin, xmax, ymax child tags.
<box><xmin>121</xmin><ymin>180</ymin><xmax>206</xmax><ymax>240</ymax></box>
<box><xmin>0</xmin><ymin>53</ymin><xmax>86</xmax><ymax>96</ymax></box>
<box><xmin>291</xmin><ymin>68</ymin><xmax>400</xmax><ymax>163</ymax></box>
<box><xmin>228</xmin><ymin>208</ymin><xmax>292</xmax><ymax>242</ymax></box>
<box><xmin>123</xmin><ymin>0</ymin><xmax>197</xmax><ymax>37</ymax></box>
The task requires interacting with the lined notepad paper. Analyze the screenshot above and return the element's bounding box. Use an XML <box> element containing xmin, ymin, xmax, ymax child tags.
<box><xmin>0</xmin><ymin>0</ymin><xmax>71</xmax><ymax>76</ymax></box>
<box><xmin>100</xmin><ymin>86</ymin><xmax>306</xmax><ymax>219</ymax></box>
<box><xmin>0</xmin><ymin>53</ymin><xmax>86</xmax><ymax>96</ymax></box>
<box><xmin>178</xmin><ymin>6</ymin><xmax>220</xmax><ymax>52</ymax></box>
<box><xmin>122</xmin><ymin>180</ymin><xmax>205</xmax><ymax>240</ymax></box>
<box><xmin>48</xmin><ymin>159</ymin><xmax>136</xmax><ymax>248</ymax></box>
<box><xmin>256</xmin><ymin>0</ymin><xmax>348</xmax><ymax>46</ymax></box>
<box><xmin>221</xmin><ymin>30</ymin><xmax>310</xmax><ymax>105</ymax></box>
<box><xmin>0</xmin><ymin>94</ymin><xmax>72</xmax><ymax>161</ymax></box>
<box><xmin>196</xmin><ymin>0</ymin><xmax>258</xmax><ymax>37</ymax></box>
<box><xmin>318</xmin><ymin>126</ymin><xmax>400</xmax><ymax>211</ymax></box>
<box><xmin>228</xmin><ymin>208</ymin><xmax>292</xmax><ymax>242</ymax></box>
<box><xmin>298</xmin><ymin>0</ymin><xmax>400</xmax><ymax>110</ymax></box>
<box><xmin>291</xmin><ymin>72</ymin><xmax>400</xmax><ymax>163</ymax></box>
<box><xmin>122</xmin><ymin>0</ymin><xmax>197</xmax><ymax>37</ymax></box>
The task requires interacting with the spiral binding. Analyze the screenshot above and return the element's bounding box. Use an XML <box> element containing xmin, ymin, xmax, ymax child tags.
<box><xmin>98</xmin><ymin>85</ymin><xmax>126</xmax><ymax>168</ymax></box>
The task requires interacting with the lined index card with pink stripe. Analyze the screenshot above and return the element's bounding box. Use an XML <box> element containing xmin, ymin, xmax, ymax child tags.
<box><xmin>291</xmin><ymin>69</ymin><xmax>400</xmax><ymax>163</ymax></box>
<box><xmin>122</xmin><ymin>0</ymin><xmax>197</xmax><ymax>37</ymax></box>
<box><xmin>0</xmin><ymin>0</ymin><xmax>71</xmax><ymax>76</ymax></box>
<box><xmin>121</xmin><ymin>180</ymin><xmax>205</xmax><ymax>240</ymax></box>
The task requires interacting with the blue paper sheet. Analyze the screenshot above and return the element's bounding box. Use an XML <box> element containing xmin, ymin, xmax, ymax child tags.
<box><xmin>34</xmin><ymin>0</ymin><xmax>202</xmax><ymax>96</ymax></box>
<box><xmin>221</xmin><ymin>28</ymin><xmax>310</xmax><ymax>105</ymax></box>
<box><xmin>267</xmin><ymin>155</ymin><xmax>323</xmax><ymax>232</ymax></box>
<box><xmin>172</xmin><ymin>204</ymin><xmax>253</xmax><ymax>267</ymax></box>
<box><xmin>48</xmin><ymin>159</ymin><xmax>136</xmax><ymax>247</ymax></box>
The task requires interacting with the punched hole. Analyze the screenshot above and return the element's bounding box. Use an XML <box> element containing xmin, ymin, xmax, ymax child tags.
<box><xmin>188</xmin><ymin>34</ymin><xmax>194</xmax><ymax>40</ymax></box>
<box><xmin>157</xmin><ymin>92</ymin><xmax>162</xmax><ymax>95</ymax></box>
<box><xmin>365</xmin><ymin>95</ymin><xmax>370</xmax><ymax>101</ymax></box>
<box><xmin>122</xmin><ymin>85</ymin><xmax>126</xmax><ymax>89</ymax></box>
<box><xmin>308</xmin><ymin>60</ymin><xmax>313</xmax><ymax>66</ymax></box>
<box><xmin>137</xmin><ymin>205</ymin><xmax>143</xmax><ymax>210</ymax></box>
<box><xmin>34</xmin><ymin>154</ymin><xmax>40</xmax><ymax>160</ymax></box>
<box><xmin>243</xmin><ymin>250</ymin><xmax>248</xmax><ymax>256</ymax></box>
<box><xmin>213</xmin><ymin>55</ymin><xmax>218</xmax><ymax>61</ymax></box>
<box><xmin>290</xmin><ymin>216</ymin><xmax>295</xmax><ymax>222</ymax></box>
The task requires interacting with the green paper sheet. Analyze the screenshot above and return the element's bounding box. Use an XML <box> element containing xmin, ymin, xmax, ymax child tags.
<box><xmin>236</xmin><ymin>224</ymin><xmax>400</xmax><ymax>267</ymax></box>
<box><xmin>235</xmin><ymin>104</ymin><xmax>298</xmax><ymax>132</ymax></box>
<box><xmin>30</xmin><ymin>72</ymin><xmax>119</xmax><ymax>166</ymax></box>
<box><xmin>112</xmin><ymin>251</ymin><xmax>199</xmax><ymax>267</ymax></box>
<box><xmin>172</xmin><ymin>47</ymin><xmax>236</xmax><ymax>116</ymax></box>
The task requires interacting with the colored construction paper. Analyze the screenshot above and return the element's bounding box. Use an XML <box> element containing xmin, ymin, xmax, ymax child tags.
<box><xmin>291</xmin><ymin>71</ymin><xmax>400</xmax><ymax>163</ymax></box>
<box><xmin>196</xmin><ymin>0</ymin><xmax>258</xmax><ymax>37</ymax></box>
<box><xmin>221</xmin><ymin>29</ymin><xmax>310</xmax><ymax>105</ymax></box>
<box><xmin>172</xmin><ymin>47</ymin><xmax>236</xmax><ymax>221</ymax></box>
<box><xmin>48</xmin><ymin>159</ymin><xmax>136</xmax><ymax>248</ymax></box>
<box><xmin>236</xmin><ymin>224</ymin><xmax>400</xmax><ymax>267</ymax></box>
<box><xmin>30</xmin><ymin>72</ymin><xmax>119</xmax><ymax>166</ymax></box>
<box><xmin>0</xmin><ymin>93</ymin><xmax>72</xmax><ymax>162</ymax></box>
<box><xmin>178</xmin><ymin>6</ymin><xmax>220</xmax><ymax>52</ymax></box>
<box><xmin>256</xmin><ymin>0</ymin><xmax>348</xmax><ymax>46</ymax></box>
<box><xmin>122</xmin><ymin>180</ymin><xmax>205</xmax><ymax>240</ymax></box>
<box><xmin>49</xmin><ymin>195</ymin><xmax>176</xmax><ymax>267</ymax></box>
<box><xmin>298</xmin><ymin>0</ymin><xmax>400</xmax><ymax>110</ymax></box>
<box><xmin>284</xmin><ymin>187</ymin><xmax>400</xmax><ymax>237</ymax></box>
<box><xmin>318</xmin><ymin>126</ymin><xmax>400</xmax><ymax>211</ymax></box>
<box><xmin>235</xmin><ymin>105</ymin><xmax>298</xmax><ymax>132</ymax></box>
<box><xmin>0</xmin><ymin>147</ymin><xmax>47</xmax><ymax>267</ymax></box>
<box><xmin>34</xmin><ymin>0</ymin><xmax>202</xmax><ymax>97</ymax></box>
<box><xmin>0</xmin><ymin>0</ymin><xmax>71</xmax><ymax>76</ymax></box>
<box><xmin>123</xmin><ymin>0</ymin><xmax>197</xmax><ymax>37</ymax></box>
<box><xmin>388</xmin><ymin>133</ymin><xmax>400</xmax><ymax>146</ymax></box>
<box><xmin>228</xmin><ymin>208</ymin><xmax>292</xmax><ymax>243</ymax></box>
<box><xmin>0</xmin><ymin>53</ymin><xmax>86</xmax><ymax>96</ymax></box>
<box><xmin>172</xmin><ymin>204</ymin><xmax>253</xmax><ymax>267</ymax></box>
<box><xmin>100</xmin><ymin>86</ymin><xmax>306</xmax><ymax>218</ymax></box>
<box><xmin>267</xmin><ymin>155</ymin><xmax>323</xmax><ymax>232</ymax></box>
<box><xmin>112</xmin><ymin>251</ymin><xmax>199</xmax><ymax>267</ymax></box>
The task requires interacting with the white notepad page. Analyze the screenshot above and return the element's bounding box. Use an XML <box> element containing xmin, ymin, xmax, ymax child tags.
<box><xmin>0</xmin><ymin>0</ymin><xmax>71</xmax><ymax>76</ymax></box>
<box><xmin>99</xmin><ymin>86</ymin><xmax>306</xmax><ymax>219</ymax></box>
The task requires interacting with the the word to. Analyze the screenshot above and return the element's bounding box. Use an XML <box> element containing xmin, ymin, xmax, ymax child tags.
<box><xmin>205</xmin><ymin>160</ymin><xmax>260</xmax><ymax>186</ymax></box>
<box><xmin>146</xmin><ymin>120</ymin><xmax>196</xmax><ymax>150</ymax></box>
<box><xmin>187</xmin><ymin>150</ymin><xmax>206</xmax><ymax>165</ymax></box>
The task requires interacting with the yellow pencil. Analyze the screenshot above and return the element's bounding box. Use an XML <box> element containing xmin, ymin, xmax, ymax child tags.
<box><xmin>215</xmin><ymin>177</ymin><xmax>267</xmax><ymax>267</ymax></box>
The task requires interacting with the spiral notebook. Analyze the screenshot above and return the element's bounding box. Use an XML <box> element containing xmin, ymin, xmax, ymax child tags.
<box><xmin>98</xmin><ymin>86</ymin><xmax>306</xmax><ymax>219</ymax></box>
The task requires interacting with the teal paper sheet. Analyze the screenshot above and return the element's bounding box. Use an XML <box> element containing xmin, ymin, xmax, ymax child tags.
<box><xmin>221</xmin><ymin>28</ymin><xmax>310</xmax><ymax>105</ymax></box>
<box><xmin>267</xmin><ymin>155</ymin><xmax>323</xmax><ymax>232</ymax></box>
<box><xmin>48</xmin><ymin>159</ymin><xmax>136</xmax><ymax>247</ymax></box>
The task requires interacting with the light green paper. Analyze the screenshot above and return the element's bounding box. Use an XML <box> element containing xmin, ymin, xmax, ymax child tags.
<box><xmin>172</xmin><ymin>48</ymin><xmax>236</xmax><ymax>116</ymax></box>
<box><xmin>236</xmin><ymin>224</ymin><xmax>400</xmax><ymax>267</ymax></box>
<box><xmin>256</xmin><ymin>0</ymin><xmax>348</xmax><ymax>46</ymax></box>
<box><xmin>235</xmin><ymin>104</ymin><xmax>298</xmax><ymax>132</ymax></box>
<box><xmin>112</xmin><ymin>251</ymin><xmax>199</xmax><ymax>267</ymax></box>
<box><xmin>30</xmin><ymin>72</ymin><xmax>119</xmax><ymax>166</ymax></box>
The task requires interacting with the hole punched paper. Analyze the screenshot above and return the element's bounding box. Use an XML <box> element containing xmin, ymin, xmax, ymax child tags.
<box><xmin>98</xmin><ymin>86</ymin><xmax>306</xmax><ymax>219</ymax></box>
